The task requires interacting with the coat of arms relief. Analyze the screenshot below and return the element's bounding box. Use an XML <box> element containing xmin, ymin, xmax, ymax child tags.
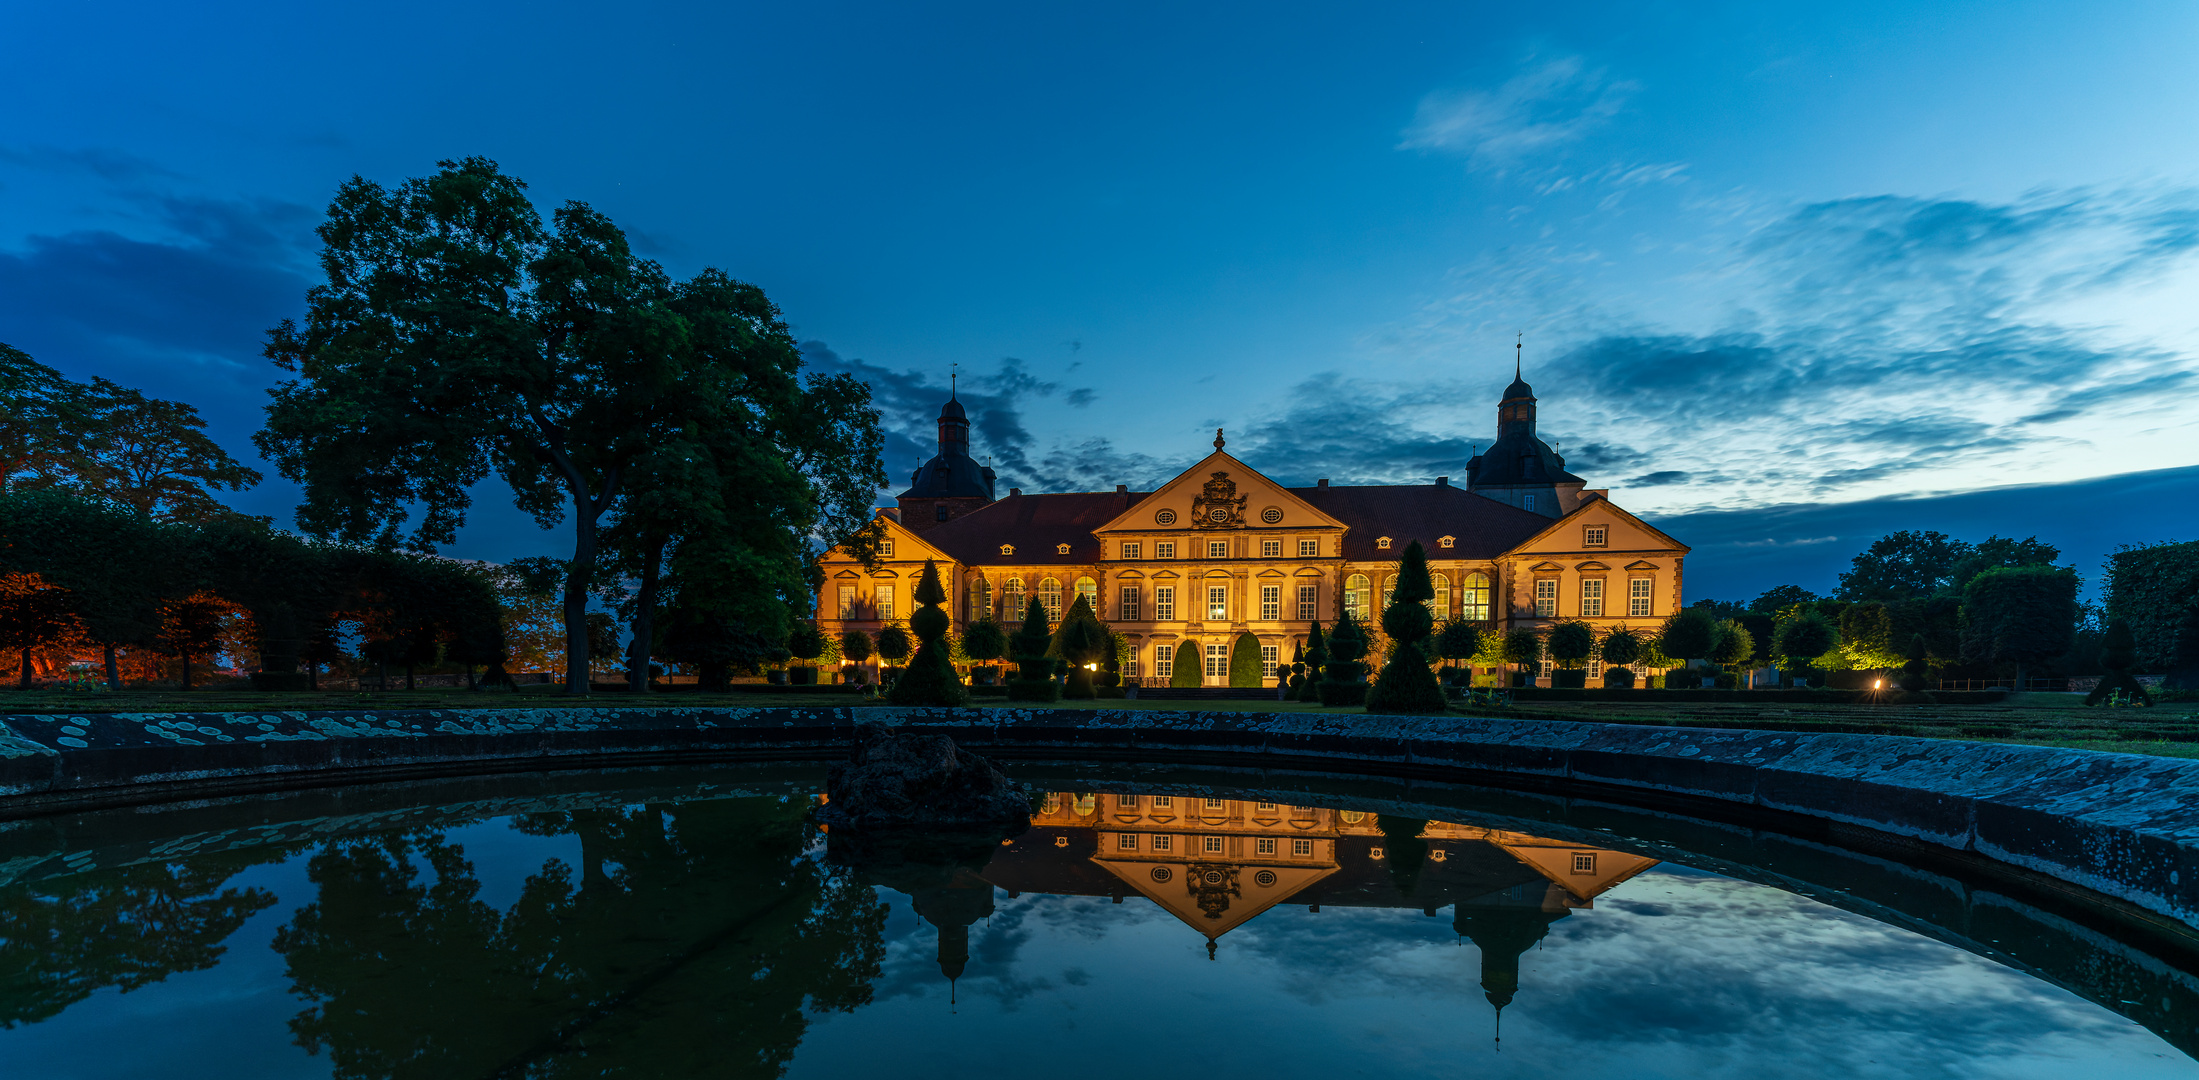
<box><xmin>1191</xmin><ymin>471</ymin><xmax>1246</xmax><ymax>528</ymax></box>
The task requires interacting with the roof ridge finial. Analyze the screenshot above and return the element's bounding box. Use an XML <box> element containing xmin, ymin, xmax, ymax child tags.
<box><xmin>950</xmin><ymin>362</ymin><xmax>958</xmax><ymax>401</ymax></box>
<box><xmin>1516</xmin><ymin>333</ymin><xmax>1522</xmax><ymax>380</ymax></box>
<box><xmin>1214</xmin><ymin>427</ymin><xmax>1225</xmax><ymax>451</ymax></box>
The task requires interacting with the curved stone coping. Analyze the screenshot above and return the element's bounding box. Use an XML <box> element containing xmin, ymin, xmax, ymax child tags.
<box><xmin>4</xmin><ymin>705</ymin><xmax>2198</xmax><ymax>929</ymax></box>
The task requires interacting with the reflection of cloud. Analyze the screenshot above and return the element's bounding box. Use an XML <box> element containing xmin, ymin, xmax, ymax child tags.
<box><xmin>817</xmin><ymin>868</ymin><xmax>2179</xmax><ymax>1079</ymax></box>
<box><xmin>1399</xmin><ymin>56</ymin><xmax>1636</xmax><ymax>169</ymax></box>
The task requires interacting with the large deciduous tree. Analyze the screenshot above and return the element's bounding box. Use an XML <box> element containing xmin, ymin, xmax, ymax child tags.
<box><xmin>260</xmin><ymin>158</ymin><xmax>882</xmax><ymax>694</ymax></box>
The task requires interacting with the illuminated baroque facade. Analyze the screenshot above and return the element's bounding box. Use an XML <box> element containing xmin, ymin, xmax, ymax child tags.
<box><xmin>815</xmin><ymin>370</ymin><xmax>1689</xmax><ymax>683</ymax></box>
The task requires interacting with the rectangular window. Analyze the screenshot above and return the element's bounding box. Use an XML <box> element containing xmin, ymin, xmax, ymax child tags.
<box><xmin>1156</xmin><ymin>587</ymin><xmax>1175</xmax><ymax>620</ymax></box>
<box><xmin>878</xmin><ymin>539</ymin><xmax>895</xmax><ymax>557</ymax></box>
<box><xmin>1292</xmin><ymin>838</ymin><xmax>1314</xmax><ymax>857</ymax></box>
<box><xmin>1118</xmin><ymin>794</ymin><xmax>1139</xmax><ymax>807</ymax></box>
<box><xmin>1261</xmin><ymin>645</ymin><xmax>1278</xmax><ymax>677</ymax></box>
<box><xmin>1298</xmin><ymin>538</ymin><xmax>1319</xmax><ymax>558</ymax></box>
<box><xmin>1122</xmin><ymin>541</ymin><xmax>1142</xmax><ymax>560</ymax></box>
<box><xmin>1583</xmin><ymin>526</ymin><xmax>1607</xmax><ymax>548</ymax></box>
<box><xmin>1524</xmin><ymin>493</ymin><xmax>1537</xmax><ymax>511</ymax></box>
<box><xmin>1119</xmin><ymin>586</ymin><xmax>1141</xmax><ymax>620</ymax></box>
<box><xmin>1152</xmin><ymin>796</ymin><xmax>1173</xmax><ymax>808</ymax></box>
<box><xmin>1154</xmin><ymin>644</ymin><xmax>1173</xmax><ymax>679</ymax></box>
<box><xmin>1203</xmin><ymin>835</ymin><xmax>1225</xmax><ymax>853</ymax></box>
<box><xmin>1207</xmin><ymin>586</ymin><xmax>1228</xmax><ymax>620</ymax></box>
<box><xmin>837</xmin><ymin>586</ymin><xmax>855</xmax><ymax>618</ymax></box>
<box><xmin>1580</xmin><ymin>578</ymin><xmax>1603</xmax><ymax>618</ymax></box>
<box><xmin>1205</xmin><ymin>643</ymin><xmax>1228</xmax><ymax>677</ymax></box>
<box><xmin>1298</xmin><ymin>584</ymin><xmax>1318</xmax><ymax>619</ymax></box>
<box><xmin>1629</xmin><ymin>577</ymin><xmax>1653</xmax><ymax>617</ymax></box>
<box><xmin>1206</xmin><ymin>798</ymin><xmax>1227</xmax><ymax>809</ymax></box>
<box><xmin>1255</xmin><ymin>837</ymin><xmax>1277</xmax><ymax>855</ymax></box>
<box><xmin>1256</xmin><ymin>801</ymin><xmax>1276</xmax><ymax>811</ymax></box>
<box><xmin>1156</xmin><ymin>541</ymin><xmax>1176</xmax><ymax>559</ymax></box>
<box><xmin>1117</xmin><ymin>833</ymin><xmax>1139</xmax><ymax>850</ymax></box>
<box><xmin>876</xmin><ymin>587</ymin><xmax>895</xmax><ymax>621</ymax></box>
<box><xmin>1572</xmin><ymin>852</ymin><xmax>1597</xmax><ymax>874</ymax></box>
<box><xmin>1534</xmin><ymin>579</ymin><xmax>1558</xmax><ymax>618</ymax></box>
<box><xmin>1207</xmin><ymin>540</ymin><xmax>1229</xmax><ymax>559</ymax></box>
<box><xmin>1260</xmin><ymin>585</ymin><xmax>1280</xmax><ymax>619</ymax></box>
<box><xmin>1261</xmin><ymin>538</ymin><xmax>1281</xmax><ymax>558</ymax></box>
<box><xmin>1152</xmin><ymin>834</ymin><xmax>1173</xmax><ymax>852</ymax></box>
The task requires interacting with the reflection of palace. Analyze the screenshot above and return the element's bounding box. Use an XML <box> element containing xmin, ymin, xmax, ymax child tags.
<box><xmin>905</xmin><ymin>793</ymin><xmax>1657</xmax><ymax>1024</ymax></box>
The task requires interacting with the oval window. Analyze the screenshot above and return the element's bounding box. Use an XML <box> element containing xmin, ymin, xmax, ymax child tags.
<box><xmin>1207</xmin><ymin>507</ymin><xmax>1230</xmax><ymax>523</ymax></box>
<box><xmin>1155</xmin><ymin>508</ymin><xmax>1177</xmax><ymax>525</ymax></box>
<box><xmin>1260</xmin><ymin>506</ymin><xmax>1283</xmax><ymax>524</ymax></box>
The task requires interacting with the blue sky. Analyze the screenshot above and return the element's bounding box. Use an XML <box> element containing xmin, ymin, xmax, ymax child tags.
<box><xmin>5</xmin><ymin>0</ymin><xmax>2198</xmax><ymax>600</ymax></box>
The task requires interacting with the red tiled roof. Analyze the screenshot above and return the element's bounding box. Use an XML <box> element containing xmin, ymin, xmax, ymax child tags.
<box><xmin>919</xmin><ymin>491</ymin><xmax>1146</xmax><ymax>565</ymax></box>
<box><xmin>917</xmin><ymin>483</ymin><xmax>1547</xmax><ymax>565</ymax></box>
<box><xmin>1288</xmin><ymin>484</ymin><xmax>1549</xmax><ymax>561</ymax></box>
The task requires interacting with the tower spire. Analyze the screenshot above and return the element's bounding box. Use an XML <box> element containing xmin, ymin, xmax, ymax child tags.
<box><xmin>950</xmin><ymin>362</ymin><xmax>958</xmax><ymax>401</ymax></box>
<box><xmin>1516</xmin><ymin>334</ymin><xmax>1522</xmax><ymax>379</ymax></box>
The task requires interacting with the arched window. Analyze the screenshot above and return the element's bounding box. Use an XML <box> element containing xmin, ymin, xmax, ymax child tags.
<box><xmin>1039</xmin><ymin>577</ymin><xmax>1063</xmax><ymax>622</ymax></box>
<box><xmin>1004</xmin><ymin>578</ymin><xmax>1026</xmax><ymax>621</ymax></box>
<box><xmin>1430</xmin><ymin>573</ymin><xmax>1450</xmax><ymax>619</ymax></box>
<box><xmin>1345</xmin><ymin>574</ymin><xmax>1371</xmax><ymax>622</ymax></box>
<box><xmin>1462</xmin><ymin>572</ymin><xmax>1491</xmax><ymax>622</ymax></box>
<box><xmin>1075</xmin><ymin>576</ymin><xmax>1098</xmax><ymax>615</ymax></box>
<box><xmin>969</xmin><ymin>577</ymin><xmax>991</xmax><ymax>623</ymax></box>
<box><xmin>1381</xmin><ymin>574</ymin><xmax>1397</xmax><ymax>611</ymax></box>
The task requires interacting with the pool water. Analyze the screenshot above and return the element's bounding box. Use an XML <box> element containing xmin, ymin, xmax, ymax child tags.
<box><xmin>1</xmin><ymin>774</ymin><xmax>2193</xmax><ymax>1079</ymax></box>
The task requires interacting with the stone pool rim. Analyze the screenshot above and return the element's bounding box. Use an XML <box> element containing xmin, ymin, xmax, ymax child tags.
<box><xmin>5</xmin><ymin>704</ymin><xmax>2199</xmax><ymax>947</ymax></box>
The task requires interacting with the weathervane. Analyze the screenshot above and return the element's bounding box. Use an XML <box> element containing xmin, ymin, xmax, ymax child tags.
<box><xmin>950</xmin><ymin>362</ymin><xmax>958</xmax><ymax>399</ymax></box>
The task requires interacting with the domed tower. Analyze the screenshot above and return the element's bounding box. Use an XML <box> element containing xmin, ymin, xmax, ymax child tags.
<box><xmin>898</xmin><ymin>385</ymin><xmax>997</xmax><ymax>530</ymax></box>
<box><xmin>1464</xmin><ymin>343</ymin><xmax>1587</xmax><ymax>518</ymax></box>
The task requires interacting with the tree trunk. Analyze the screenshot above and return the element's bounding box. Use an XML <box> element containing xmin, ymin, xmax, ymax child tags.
<box><xmin>104</xmin><ymin>643</ymin><xmax>120</xmax><ymax>691</ymax></box>
<box><xmin>529</xmin><ymin>420</ymin><xmax>621</xmax><ymax>697</ymax></box>
<box><xmin>628</xmin><ymin>542</ymin><xmax>662</xmax><ymax>694</ymax></box>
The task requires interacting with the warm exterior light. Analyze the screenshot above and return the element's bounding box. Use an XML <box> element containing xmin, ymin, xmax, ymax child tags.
<box><xmin>1874</xmin><ymin>679</ymin><xmax>1883</xmax><ymax>690</ymax></box>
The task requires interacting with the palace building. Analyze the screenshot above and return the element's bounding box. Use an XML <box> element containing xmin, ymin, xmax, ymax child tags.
<box><xmin>814</xmin><ymin>365</ymin><xmax>1689</xmax><ymax>685</ymax></box>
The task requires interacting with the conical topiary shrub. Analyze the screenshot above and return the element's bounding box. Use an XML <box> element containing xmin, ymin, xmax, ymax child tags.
<box><xmin>1053</xmin><ymin>594</ymin><xmax>1109</xmax><ymax>699</ymax></box>
<box><xmin>1319</xmin><ymin>609</ymin><xmax>1369</xmax><ymax>706</ymax></box>
<box><xmin>1006</xmin><ymin>597</ymin><xmax>1059</xmax><ymax>702</ymax></box>
<box><xmin>2087</xmin><ymin>618</ymin><xmax>2154</xmax><ymax>706</ymax></box>
<box><xmin>888</xmin><ymin>560</ymin><xmax>969</xmax><ymax>706</ymax></box>
<box><xmin>1366</xmin><ymin>540</ymin><xmax>1446</xmax><ymax>713</ymax></box>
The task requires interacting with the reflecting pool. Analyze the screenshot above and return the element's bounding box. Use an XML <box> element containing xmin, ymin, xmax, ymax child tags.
<box><xmin>2</xmin><ymin>767</ymin><xmax>2195</xmax><ymax>1078</ymax></box>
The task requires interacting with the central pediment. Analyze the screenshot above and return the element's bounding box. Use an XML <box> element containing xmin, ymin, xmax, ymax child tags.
<box><xmin>1095</xmin><ymin>450</ymin><xmax>1344</xmax><ymax>535</ymax></box>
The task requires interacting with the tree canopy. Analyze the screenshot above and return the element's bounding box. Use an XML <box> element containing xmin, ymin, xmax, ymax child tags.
<box><xmin>259</xmin><ymin>158</ymin><xmax>883</xmax><ymax>693</ymax></box>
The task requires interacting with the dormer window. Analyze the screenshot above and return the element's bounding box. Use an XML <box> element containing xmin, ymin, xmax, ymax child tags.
<box><xmin>1584</xmin><ymin>526</ymin><xmax>1608</xmax><ymax>548</ymax></box>
<box><xmin>1000</xmin><ymin>544</ymin><xmax>1015</xmax><ymax>556</ymax></box>
<box><xmin>1376</xmin><ymin>537</ymin><xmax>1392</xmax><ymax>550</ymax></box>
<box><xmin>1438</xmin><ymin>536</ymin><xmax>1455</xmax><ymax>549</ymax></box>
<box><xmin>1056</xmin><ymin>543</ymin><xmax>1072</xmax><ymax>555</ymax></box>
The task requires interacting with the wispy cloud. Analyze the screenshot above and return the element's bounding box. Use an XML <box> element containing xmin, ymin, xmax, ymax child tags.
<box><xmin>1399</xmin><ymin>56</ymin><xmax>1636</xmax><ymax>169</ymax></box>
